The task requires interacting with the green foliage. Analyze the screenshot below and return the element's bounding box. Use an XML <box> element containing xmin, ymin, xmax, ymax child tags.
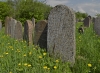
<box><xmin>95</xmin><ymin>13</ymin><xmax>100</xmax><ymax>17</ymax></box>
<box><xmin>0</xmin><ymin>1</ymin><xmax>12</xmax><ymax>25</ymax></box>
<box><xmin>75</xmin><ymin>11</ymin><xmax>88</xmax><ymax>20</ymax></box>
<box><xmin>0</xmin><ymin>28</ymin><xmax>71</xmax><ymax>73</ymax></box>
<box><xmin>7</xmin><ymin>0</ymin><xmax>52</xmax><ymax>25</ymax></box>
<box><xmin>72</xmin><ymin>22</ymin><xmax>100</xmax><ymax>73</ymax></box>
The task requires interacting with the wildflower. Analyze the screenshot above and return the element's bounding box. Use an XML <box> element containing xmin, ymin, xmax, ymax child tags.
<box><xmin>54</xmin><ymin>66</ymin><xmax>57</xmax><ymax>69</ymax></box>
<box><xmin>0</xmin><ymin>55</ymin><xmax>3</xmax><ymax>58</ymax></box>
<box><xmin>43</xmin><ymin>52</ymin><xmax>47</xmax><ymax>56</ymax></box>
<box><xmin>23</xmin><ymin>54</ymin><xmax>27</xmax><ymax>57</ymax></box>
<box><xmin>24</xmin><ymin>63</ymin><xmax>28</xmax><ymax>66</ymax></box>
<box><xmin>55</xmin><ymin>60</ymin><xmax>59</xmax><ymax>63</ymax></box>
<box><xmin>29</xmin><ymin>52</ymin><xmax>32</xmax><ymax>55</ymax></box>
<box><xmin>88</xmin><ymin>64</ymin><xmax>92</xmax><ymax>67</ymax></box>
<box><xmin>28</xmin><ymin>64</ymin><xmax>31</xmax><ymax>67</ymax></box>
<box><xmin>9</xmin><ymin>71</ymin><xmax>12</xmax><ymax>73</ymax></box>
<box><xmin>5</xmin><ymin>52</ymin><xmax>9</xmax><ymax>55</ymax></box>
<box><xmin>33</xmin><ymin>48</ymin><xmax>35</xmax><ymax>50</ymax></box>
<box><xmin>39</xmin><ymin>56</ymin><xmax>42</xmax><ymax>59</ymax></box>
<box><xmin>18</xmin><ymin>63</ymin><xmax>21</xmax><ymax>66</ymax></box>
<box><xmin>43</xmin><ymin>66</ymin><xmax>47</xmax><ymax>69</ymax></box>
<box><xmin>47</xmin><ymin>68</ymin><xmax>50</xmax><ymax>70</ymax></box>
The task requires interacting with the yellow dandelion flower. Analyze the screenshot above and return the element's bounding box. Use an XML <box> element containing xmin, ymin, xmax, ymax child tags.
<box><xmin>0</xmin><ymin>55</ymin><xmax>3</xmax><ymax>58</ymax></box>
<box><xmin>23</xmin><ymin>54</ymin><xmax>27</xmax><ymax>57</ymax></box>
<box><xmin>43</xmin><ymin>52</ymin><xmax>47</xmax><ymax>56</ymax></box>
<box><xmin>28</xmin><ymin>64</ymin><xmax>31</xmax><ymax>67</ymax></box>
<box><xmin>39</xmin><ymin>56</ymin><xmax>42</xmax><ymax>59</ymax></box>
<box><xmin>8</xmin><ymin>43</ymin><xmax>10</xmax><ymax>44</ymax></box>
<box><xmin>33</xmin><ymin>48</ymin><xmax>36</xmax><ymax>50</ymax></box>
<box><xmin>5</xmin><ymin>52</ymin><xmax>9</xmax><ymax>55</ymax></box>
<box><xmin>43</xmin><ymin>66</ymin><xmax>47</xmax><ymax>69</ymax></box>
<box><xmin>47</xmin><ymin>68</ymin><xmax>50</xmax><ymax>70</ymax></box>
<box><xmin>54</xmin><ymin>66</ymin><xmax>57</xmax><ymax>69</ymax></box>
<box><xmin>29</xmin><ymin>52</ymin><xmax>32</xmax><ymax>55</ymax></box>
<box><xmin>24</xmin><ymin>63</ymin><xmax>28</xmax><ymax>66</ymax></box>
<box><xmin>18</xmin><ymin>63</ymin><xmax>21</xmax><ymax>66</ymax></box>
<box><xmin>55</xmin><ymin>60</ymin><xmax>59</xmax><ymax>63</ymax></box>
<box><xmin>88</xmin><ymin>64</ymin><xmax>92</xmax><ymax>67</ymax></box>
<box><xmin>9</xmin><ymin>71</ymin><xmax>12</xmax><ymax>73</ymax></box>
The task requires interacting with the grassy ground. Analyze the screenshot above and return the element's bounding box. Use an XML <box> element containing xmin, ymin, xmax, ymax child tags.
<box><xmin>0</xmin><ymin>22</ymin><xmax>100</xmax><ymax>73</ymax></box>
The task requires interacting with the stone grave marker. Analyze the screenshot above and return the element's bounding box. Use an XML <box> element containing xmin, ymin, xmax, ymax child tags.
<box><xmin>47</xmin><ymin>5</ymin><xmax>76</xmax><ymax>65</ymax></box>
<box><xmin>94</xmin><ymin>17</ymin><xmax>100</xmax><ymax>36</ymax></box>
<box><xmin>10</xmin><ymin>18</ymin><xmax>17</xmax><ymax>38</ymax></box>
<box><xmin>14</xmin><ymin>21</ymin><xmax>23</xmax><ymax>40</ymax></box>
<box><xmin>34</xmin><ymin>20</ymin><xmax>47</xmax><ymax>50</ymax></box>
<box><xmin>5</xmin><ymin>16</ymin><xmax>12</xmax><ymax>36</ymax></box>
<box><xmin>83</xmin><ymin>17</ymin><xmax>90</xmax><ymax>27</ymax></box>
<box><xmin>24</xmin><ymin>20</ymin><xmax>33</xmax><ymax>45</ymax></box>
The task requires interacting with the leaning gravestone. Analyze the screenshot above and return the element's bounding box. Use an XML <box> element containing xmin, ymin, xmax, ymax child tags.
<box><xmin>83</xmin><ymin>17</ymin><xmax>90</xmax><ymax>27</ymax></box>
<box><xmin>34</xmin><ymin>20</ymin><xmax>47</xmax><ymax>50</ymax></box>
<box><xmin>24</xmin><ymin>20</ymin><xmax>33</xmax><ymax>45</ymax></box>
<box><xmin>47</xmin><ymin>5</ymin><xmax>76</xmax><ymax>65</ymax></box>
<box><xmin>0</xmin><ymin>20</ymin><xmax>2</xmax><ymax>30</ymax></box>
<box><xmin>94</xmin><ymin>17</ymin><xmax>100</xmax><ymax>36</ymax></box>
<box><xmin>14</xmin><ymin>21</ymin><xmax>23</xmax><ymax>40</ymax></box>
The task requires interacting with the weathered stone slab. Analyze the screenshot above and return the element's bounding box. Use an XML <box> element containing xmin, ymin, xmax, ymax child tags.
<box><xmin>0</xmin><ymin>20</ymin><xmax>2</xmax><ymax>30</ymax></box>
<box><xmin>34</xmin><ymin>20</ymin><xmax>47</xmax><ymax>49</ymax></box>
<box><xmin>24</xmin><ymin>20</ymin><xmax>33</xmax><ymax>45</ymax></box>
<box><xmin>10</xmin><ymin>18</ymin><xmax>17</xmax><ymax>38</ymax></box>
<box><xmin>83</xmin><ymin>17</ymin><xmax>90</xmax><ymax>27</ymax></box>
<box><xmin>5</xmin><ymin>16</ymin><xmax>12</xmax><ymax>36</ymax></box>
<box><xmin>47</xmin><ymin>5</ymin><xmax>76</xmax><ymax>65</ymax></box>
<box><xmin>94</xmin><ymin>17</ymin><xmax>100</xmax><ymax>36</ymax></box>
<box><xmin>14</xmin><ymin>21</ymin><xmax>23</xmax><ymax>40</ymax></box>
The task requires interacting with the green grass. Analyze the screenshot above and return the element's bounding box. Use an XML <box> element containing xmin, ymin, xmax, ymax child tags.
<box><xmin>0</xmin><ymin>22</ymin><xmax>100</xmax><ymax>73</ymax></box>
<box><xmin>0</xmin><ymin>28</ymin><xmax>71</xmax><ymax>73</ymax></box>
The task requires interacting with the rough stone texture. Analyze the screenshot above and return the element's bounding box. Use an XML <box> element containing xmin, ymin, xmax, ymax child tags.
<box><xmin>0</xmin><ymin>20</ymin><xmax>2</xmax><ymax>30</ymax></box>
<box><xmin>10</xmin><ymin>18</ymin><xmax>17</xmax><ymax>38</ymax></box>
<box><xmin>14</xmin><ymin>21</ymin><xmax>23</xmax><ymax>40</ymax></box>
<box><xmin>47</xmin><ymin>5</ymin><xmax>76</xmax><ymax>64</ymax></box>
<box><xmin>34</xmin><ymin>20</ymin><xmax>47</xmax><ymax>49</ymax></box>
<box><xmin>83</xmin><ymin>17</ymin><xmax>90</xmax><ymax>27</ymax></box>
<box><xmin>94</xmin><ymin>17</ymin><xmax>100</xmax><ymax>36</ymax></box>
<box><xmin>24</xmin><ymin>20</ymin><xmax>33</xmax><ymax>45</ymax></box>
<box><xmin>5</xmin><ymin>16</ymin><xmax>12</xmax><ymax>36</ymax></box>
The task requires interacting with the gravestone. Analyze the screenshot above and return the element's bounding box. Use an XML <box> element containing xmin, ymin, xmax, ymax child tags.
<box><xmin>14</xmin><ymin>21</ymin><xmax>23</xmax><ymax>40</ymax></box>
<box><xmin>10</xmin><ymin>18</ymin><xmax>17</xmax><ymax>38</ymax></box>
<box><xmin>47</xmin><ymin>5</ymin><xmax>76</xmax><ymax>65</ymax></box>
<box><xmin>5</xmin><ymin>16</ymin><xmax>12</xmax><ymax>36</ymax></box>
<box><xmin>24</xmin><ymin>20</ymin><xmax>33</xmax><ymax>45</ymax></box>
<box><xmin>83</xmin><ymin>17</ymin><xmax>90</xmax><ymax>27</ymax></box>
<box><xmin>34</xmin><ymin>20</ymin><xmax>47</xmax><ymax>50</ymax></box>
<box><xmin>94</xmin><ymin>17</ymin><xmax>100</xmax><ymax>36</ymax></box>
<box><xmin>0</xmin><ymin>20</ymin><xmax>2</xmax><ymax>30</ymax></box>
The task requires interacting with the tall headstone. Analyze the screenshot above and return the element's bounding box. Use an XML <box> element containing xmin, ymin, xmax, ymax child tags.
<box><xmin>34</xmin><ymin>20</ymin><xmax>47</xmax><ymax>49</ymax></box>
<box><xmin>5</xmin><ymin>16</ymin><xmax>12</xmax><ymax>36</ymax></box>
<box><xmin>83</xmin><ymin>17</ymin><xmax>90</xmax><ymax>27</ymax></box>
<box><xmin>24</xmin><ymin>20</ymin><xmax>33</xmax><ymax>45</ymax></box>
<box><xmin>47</xmin><ymin>5</ymin><xmax>76</xmax><ymax>65</ymax></box>
<box><xmin>14</xmin><ymin>21</ymin><xmax>23</xmax><ymax>40</ymax></box>
<box><xmin>94</xmin><ymin>17</ymin><xmax>100</xmax><ymax>36</ymax></box>
<box><xmin>10</xmin><ymin>18</ymin><xmax>17</xmax><ymax>38</ymax></box>
<box><xmin>0</xmin><ymin>20</ymin><xmax>2</xmax><ymax>30</ymax></box>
